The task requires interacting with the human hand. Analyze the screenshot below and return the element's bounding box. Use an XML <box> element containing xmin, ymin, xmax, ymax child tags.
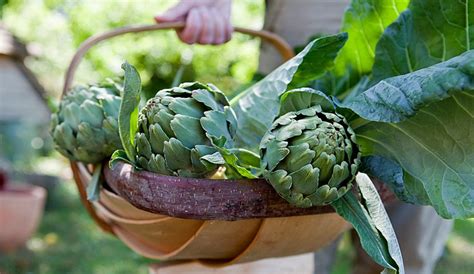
<box><xmin>155</xmin><ymin>0</ymin><xmax>233</xmax><ymax>45</ymax></box>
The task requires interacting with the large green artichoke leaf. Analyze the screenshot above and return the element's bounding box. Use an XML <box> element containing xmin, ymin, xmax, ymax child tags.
<box><xmin>341</xmin><ymin>0</ymin><xmax>474</xmax><ymax>218</ymax></box>
<box><xmin>345</xmin><ymin>0</ymin><xmax>474</xmax><ymax>102</ymax></box>
<box><xmin>231</xmin><ymin>34</ymin><xmax>348</xmax><ymax>152</ymax></box>
<box><xmin>371</xmin><ymin>0</ymin><xmax>474</xmax><ymax>84</ymax></box>
<box><xmin>332</xmin><ymin>173</ymin><xmax>404</xmax><ymax>274</ymax></box>
<box><xmin>343</xmin><ymin>51</ymin><xmax>474</xmax><ymax>218</ymax></box>
<box><xmin>118</xmin><ymin>62</ymin><xmax>142</xmax><ymax>165</ymax></box>
<box><xmin>360</xmin><ymin>156</ymin><xmax>430</xmax><ymax>205</ymax></box>
<box><xmin>313</xmin><ymin>0</ymin><xmax>409</xmax><ymax>97</ymax></box>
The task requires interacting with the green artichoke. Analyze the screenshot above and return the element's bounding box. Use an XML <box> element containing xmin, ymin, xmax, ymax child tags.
<box><xmin>135</xmin><ymin>82</ymin><xmax>237</xmax><ymax>177</ymax></box>
<box><xmin>50</xmin><ymin>81</ymin><xmax>122</xmax><ymax>163</ymax></box>
<box><xmin>260</xmin><ymin>105</ymin><xmax>361</xmax><ymax>207</ymax></box>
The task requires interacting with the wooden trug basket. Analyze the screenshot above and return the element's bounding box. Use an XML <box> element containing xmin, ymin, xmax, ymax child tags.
<box><xmin>65</xmin><ymin>22</ymin><xmax>350</xmax><ymax>266</ymax></box>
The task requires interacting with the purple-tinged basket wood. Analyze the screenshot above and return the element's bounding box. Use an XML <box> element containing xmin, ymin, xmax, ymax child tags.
<box><xmin>104</xmin><ymin>162</ymin><xmax>334</xmax><ymax>221</ymax></box>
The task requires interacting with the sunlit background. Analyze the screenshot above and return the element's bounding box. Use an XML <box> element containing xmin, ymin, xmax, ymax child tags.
<box><xmin>0</xmin><ymin>1</ymin><xmax>472</xmax><ymax>273</ymax></box>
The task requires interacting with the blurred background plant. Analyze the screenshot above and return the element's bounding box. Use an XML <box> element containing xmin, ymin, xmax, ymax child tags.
<box><xmin>1</xmin><ymin>0</ymin><xmax>263</xmax><ymax>100</ymax></box>
<box><xmin>0</xmin><ymin>0</ymin><xmax>263</xmax><ymax>202</ymax></box>
<box><xmin>0</xmin><ymin>1</ymin><xmax>472</xmax><ymax>274</ymax></box>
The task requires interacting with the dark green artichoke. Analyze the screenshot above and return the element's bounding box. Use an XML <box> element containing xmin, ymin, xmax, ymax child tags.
<box><xmin>50</xmin><ymin>81</ymin><xmax>122</xmax><ymax>163</ymax></box>
<box><xmin>260</xmin><ymin>105</ymin><xmax>361</xmax><ymax>207</ymax></box>
<box><xmin>135</xmin><ymin>82</ymin><xmax>237</xmax><ymax>177</ymax></box>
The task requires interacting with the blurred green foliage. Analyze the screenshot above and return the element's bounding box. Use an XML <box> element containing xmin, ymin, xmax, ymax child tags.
<box><xmin>0</xmin><ymin>122</ymin><xmax>53</xmax><ymax>171</ymax></box>
<box><xmin>1</xmin><ymin>0</ymin><xmax>264</xmax><ymax>170</ymax></box>
<box><xmin>0</xmin><ymin>0</ymin><xmax>7</xmax><ymax>17</ymax></box>
<box><xmin>2</xmin><ymin>0</ymin><xmax>264</xmax><ymax>100</ymax></box>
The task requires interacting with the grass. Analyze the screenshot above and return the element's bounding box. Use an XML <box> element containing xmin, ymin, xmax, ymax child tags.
<box><xmin>1</xmin><ymin>181</ymin><xmax>473</xmax><ymax>274</ymax></box>
<box><xmin>434</xmin><ymin>220</ymin><xmax>474</xmax><ymax>274</ymax></box>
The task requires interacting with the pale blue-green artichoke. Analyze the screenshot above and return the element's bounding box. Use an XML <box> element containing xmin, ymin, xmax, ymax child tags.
<box><xmin>260</xmin><ymin>106</ymin><xmax>361</xmax><ymax>207</ymax></box>
<box><xmin>135</xmin><ymin>82</ymin><xmax>237</xmax><ymax>178</ymax></box>
<box><xmin>50</xmin><ymin>81</ymin><xmax>122</xmax><ymax>163</ymax></box>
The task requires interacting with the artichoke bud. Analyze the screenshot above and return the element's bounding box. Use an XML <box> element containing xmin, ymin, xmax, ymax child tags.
<box><xmin>50</xmin><ymin>80</ymin><xmax>123</xmax><ymax>163</ymax></box>
<box><xmin>260</xmin><ymin>106</ymin><xmax>361</xmax><ymax>207</ymax></box>
<box><xmin>135</xmin><ymin>82</ymin><xmax>236</xmax><ymax>177</ymax></box>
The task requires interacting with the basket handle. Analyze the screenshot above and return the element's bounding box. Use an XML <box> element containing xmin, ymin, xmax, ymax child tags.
<box><xmin>65</xmin><ymin>23</ymin><xmax>294</xmax><ymax>235</ymax></box>
<box><xmin>62</xmin><ymin>22</ymin><xmax>294</xmax><ymax>96</ymax></box>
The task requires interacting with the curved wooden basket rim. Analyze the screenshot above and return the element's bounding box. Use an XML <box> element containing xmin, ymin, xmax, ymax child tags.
<box><xmin>65</xmin><ymin>22</ymin><xmax>295</xmax><ymax>235</ymax></box>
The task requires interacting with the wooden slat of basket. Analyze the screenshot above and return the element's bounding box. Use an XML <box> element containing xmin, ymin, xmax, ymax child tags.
<box><xmin>96</xmin><ymin>199</ymin><xmax>265</xmax><ymax>261</ymax></box>
<box><xmin>165</xmin><ymin>220</ymin><xmax>263</xmax><ymax>260</ymax></box>
<box><xmin>95</xmin><ymin>201</ymin><xmax>204</xmax><ymax>254</ymax></box>
<box><xmin>104</xmin><ymin>162</ymin><xmax>335</xmax><ymax>221</ymax></box>
<box><xmin>100</xmin><ymin>188</ymin><xmax>165</xmax><ymax>220</ymax></box>
<box><xmin>201</xmin><ymin>214</ymin><xmax>350</xmax><ymax>266</ymax></box>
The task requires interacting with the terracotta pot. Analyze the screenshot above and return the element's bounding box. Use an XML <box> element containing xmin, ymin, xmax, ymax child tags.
<box><xmin>0</xmin><ymin>184</ymin><xmax>47</xmax><ymax>252</ymax></box>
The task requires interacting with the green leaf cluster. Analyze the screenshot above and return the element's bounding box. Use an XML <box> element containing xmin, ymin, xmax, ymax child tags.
<box><xmin>227</xmin><ymin>0</ymin><xmax>473</xmax><ymax>271</ymax></box>
<box><xmin>234</xmin><ymin>0</ymin><xmax>474</xmax><ymax>219</ymax></box>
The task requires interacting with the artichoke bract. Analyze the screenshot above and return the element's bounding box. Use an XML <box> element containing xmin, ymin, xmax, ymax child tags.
<box><xmin>50</xmin><ymin>81</ymin><xmax>122</xmax><ymax>164</ymax></box>
<box><xmin>135</xmin><ymin>82</ymin><xmax>237</xmax><ymax>178</ymax></box>
<box><xmin>260</xmin><ymin>105</ymin><xmax>361</xmax><ymax>207</ymax></box>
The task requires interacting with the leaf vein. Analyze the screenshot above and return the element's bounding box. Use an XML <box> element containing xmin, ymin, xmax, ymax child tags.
<box><xmin>387</xmin><ymin>123</ymin><xmax>465</xmax><ymax>184</ymax></box>
<box><xmin>452</xmin><ymin>94</ymin><xmax>474</xmax><ymax>118</ymax></box>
